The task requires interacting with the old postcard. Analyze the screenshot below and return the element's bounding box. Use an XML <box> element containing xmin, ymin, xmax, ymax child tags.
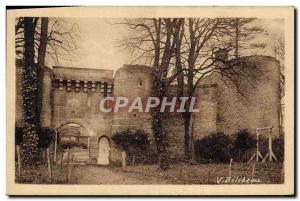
<box><xmin>6</xmin><ymin>6</ymin><xmax>294</xmax><ymax>195</ymax></box>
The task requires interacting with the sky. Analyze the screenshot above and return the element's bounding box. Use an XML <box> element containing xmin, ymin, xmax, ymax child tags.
<box><xmin>45</xmin><ymin>18</ymin><xmax>284</xmax><ymax>73</ymax></box>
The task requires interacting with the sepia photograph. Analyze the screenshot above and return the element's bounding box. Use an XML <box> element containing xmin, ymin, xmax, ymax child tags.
<box><xmin>6</xmin><ymin>6</ymin><xmax>294</xmax><ymax>195</ymax></box>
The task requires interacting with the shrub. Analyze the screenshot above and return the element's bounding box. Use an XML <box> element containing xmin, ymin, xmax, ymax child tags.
<box><xmin>194</xmin><ymin>132</ymin><xmax>233</xmax><ymax>163</ymax></box>
<box><xmin>59</xmin><ymin>141</ymin><xmax>87</xmax><ymax>149</ymax></box>
<box><xmin>232</xmin><ymin>129</ymin><xmax>256</xmax><ymax>162</ymax></box>
<box><xmin>112</xmin><ymin>129</ymin><xmax>152</xmax><ymax>164</ymax></box>
<box><xmin>111</xmin><ymin>129</ymin><xmax>134</xmax><ymax>151</ymax></box>
<box><xmin>272</xmin><ymin>137</ymin><xmax>284</xmax><ymax>162</ymax></box>
<box><xmin>132</xmin><ymin>129</ymin><xmax>151</xmax><ymax>151</ymax></box>
<box><xmin>38</xmin><ymin>127</ymin><xmax>55</xmax><ymax>149</ymax></box>
<box><xmin>252</xmin><ymin>135</ymin><xmax>284</xmax><ymax>163</ymax></box>
<box><xmin>15</xmin><ymin>126</ymin><xmax>23</xmax><ymax>145</ymax></box>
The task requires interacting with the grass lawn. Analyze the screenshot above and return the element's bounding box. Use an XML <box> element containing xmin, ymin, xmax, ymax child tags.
<box><xmin>15</xmin><ymin>161</ymin><xmax>283</xmax><ymax>184</ymax></box>
<box><xmin>124</xmin><ymin>162</ymin><xmax>284</xmax><ymax>184</ymax></box>
<box><xmin>15</xmin><ymin>163</ymin><xmax>72</xmax><ymax>184</ymax></box>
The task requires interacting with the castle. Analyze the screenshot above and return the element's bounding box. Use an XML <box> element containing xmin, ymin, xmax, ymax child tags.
<box><xmin>15</xmin><ymin>55</ymin><xmax>281</xmax><ymax>164</ymax></box>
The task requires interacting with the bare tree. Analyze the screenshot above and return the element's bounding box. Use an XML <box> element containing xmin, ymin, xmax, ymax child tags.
<box><xmin>224</xmin><ymin>18</ymin><xmax>267</xmax><ymax>59</ymax></box>
<box><xmin>121</xmin><ymin>18</ymin><xmax>184</xmax><ymax>170</ymax></box>
<box><xmin>121</xmin><ymin>17</ymin><xmax>263</xmax><ymax>165</ymax></box>
<box><xmin>173</xmin><ymin>18</ymin><xmax>263</xmax><ymax>161</ymax></box>
<box><xmin>271</xmin><ymin>34</ymin><xmax>285</xmax><ymax>135</ymax></box>
<box><xmin>15</xmin><ymin>17</ymin><xmax>79</xmax><ymax>65</ymax></box>
<box><xmin>15</xmin><ymin>17</ymin><xmax>79</xmax><ymax>165</ymax></box>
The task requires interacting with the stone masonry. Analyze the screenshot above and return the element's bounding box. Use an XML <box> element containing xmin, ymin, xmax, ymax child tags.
<box><xmin>15</xmin><ymin>55</ymin><xmax>281</xmax><ymax>163</ymax></box>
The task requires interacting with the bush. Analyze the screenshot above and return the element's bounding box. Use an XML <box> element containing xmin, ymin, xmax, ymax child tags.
<box><xmin>132</xmin><ymin>129</ymin><xmax>151</xmax><ymax>151</ymax></box>
<box><xmin>260</xmin><ymin>136</ymin><xmax>284</xmax><ymax>163</ymax></box>
<box><xmin>194</xmin><ymin>132</ymin><xmax>233</xmax><ymax>163</ymax></box>
<box><xmin>232</xmin><ymin>129</ymin><xmax>256</xmax><ymax>162</ymax></box>
<box><xmin>112</xmin><ymin>129</ymin><xmax>151</xmax><ymax>164</ymax></box>
<box><xmin>38</xmin><ymin>127</ymin><xmax>55</xmax><ymax>149</ymax></box>
<box><xmin>272</xmin><ymin>137</ymin><xmax>284</xmax><ymax>162</ymax></box>
<box><xmin>59</xmin><ymin>141</ymin><xmax>87</xmax><ymax>149</ymax></box>
<box><xmin>111</xmin><ymin>129</ymin><xmax>134</xmax><ymax>151</ymax></box>
<box><xmin>15</xmin><ymin>126</ymin><xmax>23</xmax><ymax>145</ymax></box>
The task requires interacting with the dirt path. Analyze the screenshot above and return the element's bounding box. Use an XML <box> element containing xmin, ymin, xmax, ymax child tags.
<box><xmin>70</xmin><ymin>165</ymin><xmax>172</xmax><ymax>184</ymax></box>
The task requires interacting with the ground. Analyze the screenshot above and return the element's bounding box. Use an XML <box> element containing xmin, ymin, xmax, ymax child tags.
<box><xmin>70</xmin><ymin>162</ymin><xmax>283</xmax><ymax>184</ymax></box>
<box><xmin>15</xmin><ymin>162</ymin><xmax>283</xmax><ymax>184</ymax></box>
<box><xmin>70</xmin><ymin>165</ymin><xmax>172</xmax><ymax>184</ymax></box>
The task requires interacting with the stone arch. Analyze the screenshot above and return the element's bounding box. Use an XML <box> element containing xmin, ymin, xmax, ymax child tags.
<box><xmin>53</xmin><ymin>120</ymin><xmax>94</xmax><ymax>162</ymax></box>
<box><xmin>53</xmin><ymin>120</ymin><xmax>94</xmax><ymax>137</ymax></box>
<box><xmin>98</xmin><ymin>135</ymin><xmax>111</xmax><ymax>144</ymax></box>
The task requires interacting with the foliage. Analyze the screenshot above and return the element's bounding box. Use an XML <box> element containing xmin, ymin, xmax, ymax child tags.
<box><xmin>111</xmin><ymin>129</ymin><xmax>134</xmax><ymax>151</ymax></box>
<box><xmin>112</xmin><ymin>129</ymin><xmax>150</xmax><ymax>151</ymax></box>
<box><xmin>232</xmin><ymin>129</ymin><xmax>256</xmax><ymax>162</ymax></box>
<box><xmin>194</xmin><ymin>132</ymin><xmax>233</xmax><ymax>163</ymax></box>
<box><xmin>112</xmin><ymin>129</ymin><xmax>152</xmax><ymax>164</ymax></box>
<box><xmin>15</xmin><ymin>126</ymin><xmax>54</xmax><ymax>149</ymax></box>
<box><xmin>132</xmin><ymin>129</ymin><xmax>151</xmax><ymax>151</ymax></box>
<box><xmin>38</xmin><ymin>127</ymin><xmax>55</xmax><ymax>149</ymax></box>
<box><xmin>260</xmin><ymin>136</ymin><xmax>284</xmax><ymax>163</ymax></box>
<box><xmin>22</xmin><ymin>18</ymin><xmax>40</xmax><ymax>167</ymax></box>
<box><xmin>272</xmin><ymin>137</ymin><xmax>284</xmax><ymax>162</ymax></box>
<box><xmin>59</xmin><ymin>141</ymin><xmax>87</xmax><ymax>149</ymax></box>
<box><xmin>15</xmin><ymin>126</ymin><xmax>24</xmax><ymax>145</ymax></box>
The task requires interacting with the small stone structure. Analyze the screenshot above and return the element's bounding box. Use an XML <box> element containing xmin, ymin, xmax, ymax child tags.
<box><xmin>15</xmin><ymin>55</ymin><xmax>281</xmax><ymax>164</ymax></box>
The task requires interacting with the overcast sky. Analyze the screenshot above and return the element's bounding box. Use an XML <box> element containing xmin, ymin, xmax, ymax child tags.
<box><xmin>46</xmin><ymin>18</ymin><xmax>284</xmax><ymax>72</ymax></box>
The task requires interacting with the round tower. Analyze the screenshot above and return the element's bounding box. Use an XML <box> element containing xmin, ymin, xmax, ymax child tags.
<box><xmin>40</xmin><ymin>66</ymin><xmax>53</xmax><ymax>128</ymax></box>
<box><xmin>112</xmin><ymin>64</ymin><xmax>153</xmax><ymax>135</ymax></box>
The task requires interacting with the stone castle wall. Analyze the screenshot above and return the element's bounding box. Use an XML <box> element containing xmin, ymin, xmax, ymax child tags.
<box><xmin>111</xmin><ymin>65</ymin><xmax>156</xmax><ymax>160</ymax></box>
<box><xmin>163</xmin><ymin>84</ymin><xmax>218</xmax><ymax>159</ymax></box>
<box><xmin>202</xmin><ymin>56</ymin><xmax>281</xmax><ymax>137</ymax></box>
<box><xmin>15</xmin><ymin>55</ymin><xmax>281</xmax><ymax>163</ymax></box>
<box><xmin>51</xmin><ymin>66</ymin><xmax>114</xmax><ymax>161</ymax></box>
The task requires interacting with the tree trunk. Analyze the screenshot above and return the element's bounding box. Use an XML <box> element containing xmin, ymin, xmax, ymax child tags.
<box><xmin>37</xmin><ymin>17</ymin><xmax>48</xmax><ymax>66</ymax></box>
<box><xmin>183</xmin><ymin>112</ymin><xmax>191</xmax><ymax>159</ymax></box>
<box><xmin>36</xmin><ymin>17</ymin><xmax>48</xmax><ymax>128</ymax></box>
<box><xmin>151</xmin><ymin>71</ymin><xmax>169</xmax><ymax>170</ymax></box>
<box><xmin>22</xmin><ymin>17</ymin><xmax>39</xmax><ymax>167</ymax></box>
<box><xmin>235</xmin><ymin>18</ymin><xmax>239</xmax><ymax>59</ymax></box>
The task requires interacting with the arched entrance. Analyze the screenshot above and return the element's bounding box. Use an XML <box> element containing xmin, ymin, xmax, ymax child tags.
<box><xmin>54</xmin><ymin>123</ymin><xmax>91</xmax><ymax>163</ymax></box>
<box><xmin>98</xmin><ymin>136</ymin><xmax>110</xmax><ymax>165</ymax></box>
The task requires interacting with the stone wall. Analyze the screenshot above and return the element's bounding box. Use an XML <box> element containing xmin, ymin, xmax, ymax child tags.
<box><xmin>15</xmin><ymin>55</ymin><xmax>281</xmax><ymax>163</ymax></box>
<box><xmin>52</xmin><ymin>66</ymin><xmax>114</xmax><ymax>161</ymax></box>
<box><xmin>202</xmin><ymin>56</ymin><xmax>281</xmax><ymax>137</ymax></box>
<box><xmin>111</xmin><ymin>65</ymin><xmax>155</xmax><ymax>161</ymax></box>
<box><xmin>40</xmin><ymin>67</ymin><xmax>53</xmax><ymax>128</ymax></box>
<box><xmin>163</xmin><ymin>85</ymin><xmax>218</xmax><ymax>159</ymax></box>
